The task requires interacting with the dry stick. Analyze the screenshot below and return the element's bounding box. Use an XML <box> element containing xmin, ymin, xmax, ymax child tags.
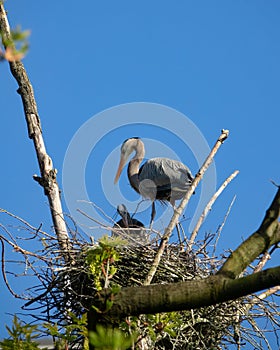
<box><xmin>0</xmin><ymin>237</ymin><xmax>22</xmax><ymax>299</ymax></box>
<box><xmin>212</xmin><ymin>194</ymin><xmax>236</xmax><ymax>255</ymax></box>
<box><xmin>253</xmin><ymin>252</ymin><xmax>271</xmax><ymax>273</ymax></box>
<box><xmin>0</xmin><ymin>208</ymin><xmax>52</xmax><ymax>238</ymax></box>
<box><xmin>255</xmin><ymin>285</ymin><xmax>280</xmax><ymax>300</ymax></box>
<box><xmin>189</xmin><ymin>170</ymin><xmax>239</xmax><ymax>249</ymax></box>
<box><xmin>246</xmin><ymin>284</ymin><xmax>280</xmax><ymax>316</ymax></box>
<box><xmin>0</xmin><ymin>3</ymin><xmax>70</xmax><ymax>257</ymax></box>
<box><xmin>144</xmin><ymin>129</ymin><xmax>230</xmax><ymax>285</ymax></box>
<box><xmin>78</xmin><ymin>200</ymin><xmax>118</xmax><ymax>226</ymax></box>
<box><xmin>253</xmin><ymin>244</ymin><xmax>279</xmax><ymax>274</ymax></box>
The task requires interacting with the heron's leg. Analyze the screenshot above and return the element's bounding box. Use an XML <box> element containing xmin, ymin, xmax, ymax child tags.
<box><xmin>149</xmin><ymin>202</ymin><xmax>156</xmax><ymax>228</ymax></box>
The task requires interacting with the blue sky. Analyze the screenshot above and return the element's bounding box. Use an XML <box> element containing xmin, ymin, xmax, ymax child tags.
<box><xmin>1</xmin><ymin>0</ymin><xmax>279</xmax><ymax>346</ymax></box>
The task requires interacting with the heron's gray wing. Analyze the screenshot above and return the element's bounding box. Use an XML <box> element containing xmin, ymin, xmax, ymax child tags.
<box><xmin>140</xmin><ymin>158</ymin><xmax>193</xmax><ymax>188</ymax></box>
<box><xmin>138</xmin><ymin>158</ymin><xmax>193</xmax><ymax>201</ymax></box>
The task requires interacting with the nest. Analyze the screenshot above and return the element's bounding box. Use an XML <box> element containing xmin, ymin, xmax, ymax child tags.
<box><xmin>1</xmin><ymin>212</ymin><xmax>279</xmax><ymax>350</ymax></box>
<box><xmin>24</xmin><ymin>235</ymin><xmax>259</xmax><ymax>349</ymax></box>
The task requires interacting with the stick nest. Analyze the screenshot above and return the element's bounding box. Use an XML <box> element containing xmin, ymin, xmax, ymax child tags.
<box><xmin>1</xmin><ymin>213</ymin><xmax>279</xmax><ymax>349</ymax></box>
<box><xmin>22</xmin><ymin>232</ymin><xmax>278</xmax><ymax>349</ymax></box>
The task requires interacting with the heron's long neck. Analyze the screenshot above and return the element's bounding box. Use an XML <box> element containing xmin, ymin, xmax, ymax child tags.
<box><xmin>127</xmin><ymin>143</ymin><xmax>144</xmax><ymax>194</ymax></box>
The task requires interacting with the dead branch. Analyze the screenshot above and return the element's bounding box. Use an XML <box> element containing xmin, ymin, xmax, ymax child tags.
<box><xmin>0</xmin><ymin>2</ymin><xmax>71</xmax><ymax>258</ymax></box>
<box><xmin>0</xmin><ymin>208</ymin><xmax>52</xmax><ymax>238</ymax></box>
<box><xmin>256</xmin><ymin>286</ymin><xmax>280</xmax><ymax>300</ymax></box>
<box><xmin>0</xmin><ymin>237</ymin><xmax>22</xmax><ymax>298</ymax></box>
<box><xmin>212</xmin><ymin>195</ymin><xmax>236</xmax><ymax>256</ymax></box>
<box><xmin>189</xmin><ymin>170</ymin><xmax>239</xmax><ymax>248</ymax></box>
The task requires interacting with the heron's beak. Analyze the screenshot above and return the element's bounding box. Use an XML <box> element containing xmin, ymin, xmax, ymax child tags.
<box><xmin>114</xmin><ymin>156</ymin><xmax>126</xmax><ymax>184</ymax></box>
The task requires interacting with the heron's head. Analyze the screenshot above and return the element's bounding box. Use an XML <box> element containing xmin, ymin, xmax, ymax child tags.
<box><xmin>117</xmin><ymin>204</ymin><xmax>129</xmax><ymax>226</ymax></box>
<box><xmin>114</xmin><ymin>137</ymin><xmax>142</xmax><ymax>183</ymax></box>
<box><xmin>117</xmin><ymin>204</ymin><xmax>128</xmax><ymax>216</ymax></box>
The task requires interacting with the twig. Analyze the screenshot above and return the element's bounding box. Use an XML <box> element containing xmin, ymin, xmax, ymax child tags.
<box><xmin>212</xmin><ymin>195</ymin><xmax>237</xmax><ymax>255</ymax></box>
<box><xmin>0</xmin><ymin>3</ymin><xmax>70</xmax><ymax>258</ymax></box>
<box><xmin>144</xmin><ymin>129</ymin><xmax>229</xmax><ymax>285</ymax></box>
<box><xmin>77</xmin><ymin>208</ymin><xmax>157</xmax><ymax>248</ymax></box>
<box><xmin>189</xmin><ymin>170</ymin><xmax>239</xmax><ymax>249</ymax></box>
<box><xmin>0</xmin><ymin>237</ymin><xmax>22</xmax><ymax>298</ymax></box>
<box><xmin>0</xmin><ymin>234</ymin><xmax>49</xmax><ymax>261</ymax></box>
<box><xmin>77</xmin><ymin>208</ymin><xmax>118</xmax><ymax>232</ymax></box>
<box><xmin>77</xmin><ymin>200</ymin><xmax>118</xmax><ymax>226</ymax></box>
<box><xmin>178</xmin><ymin>222</ymin><xmax>188</xmax><ymax>246</ymax></box>
<box><xmin>254</xmin><ymin>252</ymin><xmax>271</xmax><ymax>273</ymax></box>
<box><xmin>0</xmin><ymin>208</ymin><xmax>53</xmax><ymax>239</ymax></box>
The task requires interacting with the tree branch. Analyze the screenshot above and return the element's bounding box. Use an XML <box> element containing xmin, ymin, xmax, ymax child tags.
<box><xmin>99</xmin><ymin>266</ymin><xmax>280</xmax><ymax>319</ymax></box>
<box><xmin>0</xmin><ymin>2</ymin><xmax>71</xmax><ymax>258</ymax></box>
<box><xmin>218</xmin><ymin>186</ymin><xmax>280</xmax><ymax>279</ymax></box>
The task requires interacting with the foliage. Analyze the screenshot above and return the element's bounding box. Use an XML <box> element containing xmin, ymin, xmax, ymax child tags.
<box><xmin>0</xmin><ymin>315</ymin><xmax>42</xmax><ymax>350</ymax></box>
<box><xmin>85</xmin><ymin>235</ymin><xmax>124</xmax><ymax>291</ymax></box>
<box><xmin>89</xmin><ymin>325</ymin><xmax>137</xmax><ymax>350</ymax></box>
<box><xmin>0</xmin><ymin>25</ymin><xmax>30</xmax><ymax>61</ymax></box>
<box><xmin>43</xmin><ymin>312</ymin><xmax>88</xmax><ymax>350</ymax></box>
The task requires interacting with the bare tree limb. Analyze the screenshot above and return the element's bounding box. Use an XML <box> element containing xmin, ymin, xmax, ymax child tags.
<box><xmin>189</xmin><ymin>170</ymin><xmax>239</xmax><ymax>248</ymax></box>
<box><xmin>218</xmin><ymin>186</ymin><xmax>280</xmax><ymax>279</ymax></box>
<box><xmin>144</xmin><ymin>129</ymin><xmax>229</xmax><ymax>285</ymax></box>
<box><xmin>0</xmin><ymin>3</ymin><xmax>71</xmax><ymax>258</ymax></box>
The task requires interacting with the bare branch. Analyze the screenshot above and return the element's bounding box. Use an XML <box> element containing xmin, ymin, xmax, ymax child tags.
<box><xmin>0</xmin><ymin>237</ymin><xmax>22</xmax><ymax>298</ymax></box>
<box><xmin>212</xmin><ymin>195</ymin><xmax>237</xmax><ymax>255</ymax></box>
<box><xmin>0</xmin><ymin>3</ymin><xmax>71</xmax><ymax>258</ymax></box>
<box><xmin>189</xmin><ymin>170</ymin><xmax>239</xmax><ymax>248</ymax></box>
<box><xmin>0</xmin><ymin>208</ymin><xmax>52</xmax><ymax>238</ymax></box>
<box><xmin>254</xmin><ymin>252</ymin><xmax>271</xmax><ymax>273</ymax></box>
<box><xmin>256</xmin><ymin>286</ymin><xmax>280</xmax><ymax>301</ymax></box>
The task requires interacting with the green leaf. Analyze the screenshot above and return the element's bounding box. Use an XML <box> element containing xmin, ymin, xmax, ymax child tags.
<box><xmin>89</xmin><ymin>325</ymin><xmax>137</xmax><ymax>350</ymax></box>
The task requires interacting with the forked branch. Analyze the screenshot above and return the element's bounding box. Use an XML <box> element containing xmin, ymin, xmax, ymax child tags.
<box><xmin>0</xmin><ymin>3</ymin><xmax>71</xmax><ymax>258</ymax></box>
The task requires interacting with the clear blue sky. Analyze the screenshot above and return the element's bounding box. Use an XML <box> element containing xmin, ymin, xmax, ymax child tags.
<box><xmin>1</xmin><ymin>0</ymin><xmax>279</xmax><ymax>346</ymax></box>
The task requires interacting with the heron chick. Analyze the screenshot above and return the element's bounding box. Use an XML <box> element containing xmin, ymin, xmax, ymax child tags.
<box><xmin>112</xmin><ymin>204</ymin><xmax>148</xmax><ymax>245</ymax></box>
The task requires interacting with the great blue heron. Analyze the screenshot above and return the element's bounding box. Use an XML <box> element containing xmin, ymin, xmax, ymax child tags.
<box><xmin>112</xmin><ymin>204</ymin><xmax>148</xmax><ymax>244</ymax></box>
<box><xmin>114</xmin><ymin>137</ymin><xmax>194</xmax><ymax>225</ymax></box>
